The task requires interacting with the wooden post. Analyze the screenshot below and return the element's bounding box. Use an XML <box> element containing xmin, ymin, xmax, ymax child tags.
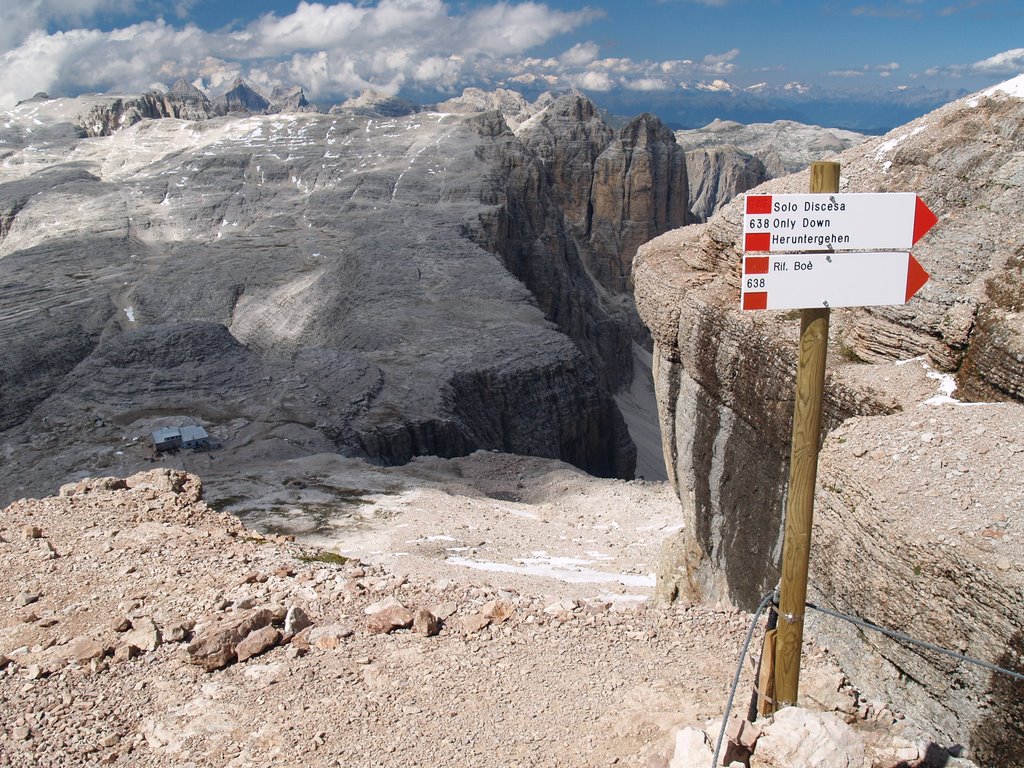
<box><xmin>772</xmin><ymin>161</ymin><xmax>840</xmax><ymax>709</ymax></box>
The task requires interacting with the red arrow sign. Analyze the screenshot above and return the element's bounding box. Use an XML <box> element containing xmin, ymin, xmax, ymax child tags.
<box><xmin>905</xmin><ymin>253</ymin><xmax>929</xmax><ymax>302</ymax></box>
<box><xmin>740</xmin><ymin>251</ymin><xmax>930</xmax><ymax>311</ymax></box>
<box><xmin>911</xmin><ymin>197</ymin><xmax>938</xmax><ymax>246</ymax></box>
<box><xmin>744</xmin><ymin>193</ymin><xmax>938</xmax><ymax>253</ymax></box>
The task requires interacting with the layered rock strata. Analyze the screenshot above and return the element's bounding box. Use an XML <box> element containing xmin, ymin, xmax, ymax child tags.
<box><xmin>518</xmin><ymin>99</ymin><xmax>689</xmax><ymax>296</ymax></box>
<box><xmin>684</xmin><ymin>146</ymin><xmax>768</xmax><ymax>222</ymax></box>
<box><xmin>634</xmin><ymin>80</ymin><xmax>1024</xmax><ymax>757</ymax></box>
<box><xmin>0</xmin><ymin>89</ymin><xmax>685</xmax><ymax>501</ymax></box>
<box><xmin>675</xmin><ymin>118</ymin><xmax>867</xmax><ymax>178</ymax></box>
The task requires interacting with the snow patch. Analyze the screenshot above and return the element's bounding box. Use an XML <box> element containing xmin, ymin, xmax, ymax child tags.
<box><xmin>124</xmin><ymin>306</ymin><xmax>135</xmax><ymax>322</ymax></box>
<box><xmin>982</xmin><ymin>73</ymin><xmax>1024</xmax><ymax>100</ymax></box>
<box><xmin>446</xmin><ymin>555</ymin><xmax>655</xmax><ymax>588</ymax></box>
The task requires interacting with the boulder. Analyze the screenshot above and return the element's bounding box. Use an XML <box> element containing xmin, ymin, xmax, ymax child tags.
<box><xmin>750</xmin><ymin>708</ymin><xmax>865</xmax><ymax>768</ymax></box>
<box><xmin>235</xmin><ymin>626</ymin><xmax>282</xmax><ymax>662</ymax></box>
<box><xmin>366</xmin><ymin>606</ymin><xmax>414</xmax><ymax>634</ymax></box>
<box><xmin>122</xmin><ymin>617</ymin><xmax>161</xmax><ymax>653</ymax></box>
<box><xmin>668</xmin><ymin>726</ymin><xmax>713</xmax><ymax>768</ymax></box>
<box><xmin>412</xmin><ymin>609</ymin><xmax>442</xmax><ymax>637</ymax></box>
<box><xmin>186</xmin><ymin>608</ymin><xmax>275</xmax><ymax>671</ymax></box>
<box><xmin>309</xmin><ymin>624</ymin><xmax>353</xmax><ymax>650</ymax></box>
<box><xmin>283</xmin><ymin>606</ymin><xmax>312</xmax><ymax>636</ymax></box>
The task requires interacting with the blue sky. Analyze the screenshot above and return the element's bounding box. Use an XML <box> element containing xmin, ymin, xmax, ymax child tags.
<box><xmin>0</xmin><ymin>0</ymin><xmax>1021</xmax><ymax>110</ymax></box>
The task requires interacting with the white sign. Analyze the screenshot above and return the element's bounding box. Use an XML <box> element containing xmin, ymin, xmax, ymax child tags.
<box><xmin>740</xmin><ymin>252</ymin><xmax>929</xmax><ymax>311</ymax></box>
<box><xmin>743</xmin><ymin>193</ymin><xmax>937</xmax><ymax>253</ymax></box>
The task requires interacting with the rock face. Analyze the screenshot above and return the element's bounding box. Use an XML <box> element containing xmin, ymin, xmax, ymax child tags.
<box><xmin>675</xmin><ymin>118</ymin><xmax>867</xmax><ymax>178</ymax></box>
<box><xmin>334</xmin><ymin>90</ymin><xmax>418</xmax><ymax>118</ymax></box>
<box><xmin>213</xmin><ymin>77</ymin><xmax>271</xmax><ymax>114</ymax></box>
<box><xmin>77</xmin><ymin>91</ymin><xmax>212</xmax><ymax>137</ymax></box>
<box><xmin>685</xmin><ymin>146</ymin><xmax>769</xmax><ymax>222</ymax></box>
<box><xmin>585</xmin><ymin>113</ymin><xmax>690</xmax><ymax>295</ymax></box>
<box><xmin>517</xmin><ymin>97</ymin><xmax>689</xmax><ymax>296</ymax></box>
<box><xmin>635</xmin><ymin>79</ymin><xmax>1024</xmax><ymax>759</ymax></box>
<box><xmin>0</xmin><ymin>88</ymin><xmax>687</xmax><ymax>502</ymax></box>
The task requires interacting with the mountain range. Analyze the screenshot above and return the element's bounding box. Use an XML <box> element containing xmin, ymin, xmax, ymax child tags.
<box><xmin>25</xmin><ymin>74</ymin><xmax>967</xmax><ymax>136</ymax></box>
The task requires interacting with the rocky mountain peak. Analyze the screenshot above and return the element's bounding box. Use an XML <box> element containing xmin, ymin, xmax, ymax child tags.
<box><xmin>546</xmin><ymin>93</ymin><xmax>601</xmax><ymax>123</ymax></box>
<box><xmin>270</xmin><ymin>85</ymin><xmax>314</xmax><ymax>113</ymax></box>
<box><xmin>170</xmin><ymin>78</ymin><xmax>205</xmax><ymax>99</ymax></box>
<box><xmin>433</xmin><ymin>87</ymin><xmax>538</xmax><ymax>130</ymax></box>
<box><xmin>334</xmin><ymin>90</ymin><xmax>417</xmax><ymax>118</ymax></box>
<box><xmin>214</xmin><ymin>78</ymin><xmax>270</xmax><ymax>115</ymax></box>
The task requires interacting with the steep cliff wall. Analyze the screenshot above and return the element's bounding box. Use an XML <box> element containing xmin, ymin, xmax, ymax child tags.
<box><xmin>587</xmin><ymin>114</ymin><xmax>689</xmax><ymax>295</ymax></box>
<box><xmin>518</xmin><ymin>98</ymin><xmax>689</xmax><ymax>298</ymax></box>
<box><xmin>685</xmin><ymin>146</ymin><xmax>768</xmax><ymax>222</ymax></box>
<box><xmin>0</xmin><ymin>99</ymin><xmax>639</xmax><ymax>504</ymax></box>
<box><xmin>635</xmin><ymin>80</ymin><xmax>1024</xmax><ymax>756</ymax></box>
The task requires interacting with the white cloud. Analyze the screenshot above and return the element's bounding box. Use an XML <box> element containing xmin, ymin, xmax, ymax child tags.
<box><xmin>560</xmin><ymin>41</ymin><xmax>599</xmax><ymax>67</ymax></box>
<box><xmin>826</xmin><ymin>61</ymin><xmax>899</xmax><ymax>79</ymax></box>
<box><xmin>0</xmin><ymin>0</ymin><xmax>138</xmax><ymax>52</ymax></box>
<box><xmin>699</xmin><ymin>48</ymin><xmax>740</xmax><ymax>75</ymax></box>
<box><xmin>626</xmin><ymin>78</ymin><xmax>672</xmax><ymax>91</ymax></box>
<box><xmin>573</xmin><ymin>71</ymin><xmax>614</xmax><ymax>91</ymax></box>
<box><xmin>0</xmin><ymin>2</ymin><xmax>760</xmax><ymax>111</ymax></box>
<box><xmin>0</xmin><ymin>0</ymin><xmax>604</xmax><ymax>109</ymax></box>
<box><xmin>973</xmin><ymin>48</ymin><xmax>1024</xmax><ymax>74</ymax></box>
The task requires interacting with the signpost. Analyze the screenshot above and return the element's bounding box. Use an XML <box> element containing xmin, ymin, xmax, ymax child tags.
<box><xmin>741</xmin><ymin>251</ymin><xmax>929</xmax><ymax>310</ymax></box>
<box><xmin>743</xmin><ymin>192</ymin><xmax>937</xmax><ymax>253</ymax></box>
<box><xmin>741</xmin><ymin>191</ymin><xmax>936</xmax><ymax>312</ymax></box>
<box><xmin>743</xmin><ymin>162</ymin><xmax>937</xmax><ymax>714</ymax></box>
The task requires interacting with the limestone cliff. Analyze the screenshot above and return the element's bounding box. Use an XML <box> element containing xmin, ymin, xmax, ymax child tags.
<box><xmin>675</xmin><ymin>118</ymin><xmax>867</xmax><ymax>178</ymax></box>
<box><xmin>587</xmin><ymin>113</ymin><xmax>690</xmax><ymax>295</ymax></box>
<box><xmin>0</xmin><ymin>93</ymin><xmax>639</xmax><ymax>503</ymax></box>
<box><xmin>685</xmin><ymin>146</ymin><xmax>768</xmax><ymax>222</ymax></box>
<box><xmin>635</xmin><ymin>79</ymin><xmax>1024</xmax><ymax>757</ymax></box>
<box><xmin>518</xmin><ymin>97</ymin><xmax>689</xmax><ymax>297</ymax></box>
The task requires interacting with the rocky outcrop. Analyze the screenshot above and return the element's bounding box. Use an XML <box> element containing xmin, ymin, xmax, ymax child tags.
<box><xmin>334</xmin><ymin>90</ymin><xmax>419</xmax><ymax>118</ymax></box>
<box><xmin>675</xmin><ymin>118</ymin><xmax>867</xmax><ymax>178</ymax></box>
<box><xmin>685</xmin><ymin>146</ymin><xmax>769</xmax><ymax>222</ymax></box>
<box><xmin>635</xmin><ymin>78</ymin><xmax>1024</xmax><ymax>759</ymax></box>
<box><xmin>811</xmin><ymin>407</ymin><xmax>1023</xmax><ymax>765</ymax></box>
<box><xmin>213</xmin><ymin>78</ymin><xmax>270</xmax><ymax>115</ymax></box>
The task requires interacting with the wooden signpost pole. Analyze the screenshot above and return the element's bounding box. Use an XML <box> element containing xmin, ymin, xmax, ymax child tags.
<box><xmin>771</xmin><ymin>161</ymin><xmax>840</xmax><ymax>710</ymax></box>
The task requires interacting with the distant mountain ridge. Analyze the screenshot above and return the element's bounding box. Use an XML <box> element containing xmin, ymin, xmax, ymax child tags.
<box><xmin>14</xmin><ymin>75</ymin><xmax>965</xmax><ymax>135</ymax></box>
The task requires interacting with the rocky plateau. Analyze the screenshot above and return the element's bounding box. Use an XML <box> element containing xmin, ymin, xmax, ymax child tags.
<box><xmin>0</xmin><ymin>83</ymin><xmax>694</xmax><ymax>505</ymax></box>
